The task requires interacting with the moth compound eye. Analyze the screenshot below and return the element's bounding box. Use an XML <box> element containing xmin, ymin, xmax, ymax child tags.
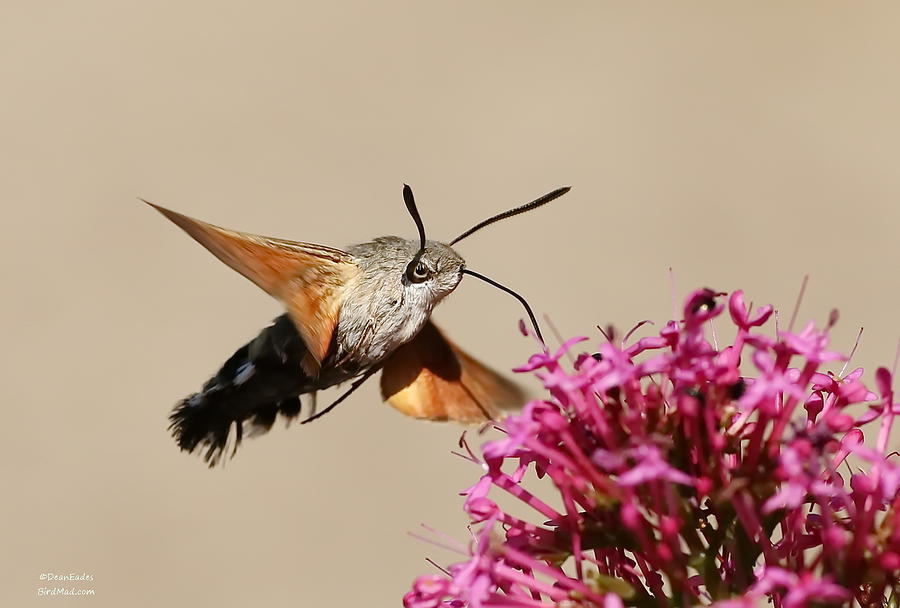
<box><xmin>406</xmin><ymin>259</ymin><xmax>430</xmax><ymax>283</ymax></box>
<box><xmin>413</xmin><ymin>262</ymin><xmax>429</xmax><ymax>281</ymax></box>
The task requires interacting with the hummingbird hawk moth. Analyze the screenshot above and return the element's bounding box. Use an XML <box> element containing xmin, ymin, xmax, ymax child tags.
<box><xmin>146</xmin><ymin>184</ymin><xmax>569</xmax><ymax>465</ymax></box>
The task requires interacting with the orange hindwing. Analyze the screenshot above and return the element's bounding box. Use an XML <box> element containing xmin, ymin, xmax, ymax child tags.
<box><xmin>380</xmin><ymin>321</ymin><xmax>524</xmax><ymax>422</ymax></box>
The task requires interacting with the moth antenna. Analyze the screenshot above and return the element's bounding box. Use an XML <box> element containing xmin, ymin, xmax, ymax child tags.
<box><xmin>449</xmin><ymin>186</ymin><xmax>570</xmax><ymax>246</ymax></box>
<box><xmin>462</xmin><ymin>268</ymin><xmax>544</xmax><ymax>344</ymax></box>
<box><xmin>403</xmin><ymin>184</ymin><xmax>427</xmax><ymax>252</ymax></box>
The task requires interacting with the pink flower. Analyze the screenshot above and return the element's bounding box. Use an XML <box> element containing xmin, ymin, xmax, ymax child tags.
<box><xmin>617</xmin><ymin>445</ymin><xmax>693</xmax><ymax>487</ymax></box>
<box><xmin>762</xmin><ymin>439</ymin><xmax>842</xmax><ymax>514</ymax></box>
<box><xmin>406</xmin><ymin>289</ymin><xmax>900</xmax><ymax>607</ymax></box>
<box><xmin>729</xmin><ymin>289</ymin><xmax>774</xmax><ymax>330</ymax></box>
<box><xmin>403</xmin><ymin>575</ymin><xmax>460</xmax><ymax>608</ymax></box>
<box><xmin>751</xmin><ymin>568</ymin><xmax>850</xmax><ymax>608</ymax></box>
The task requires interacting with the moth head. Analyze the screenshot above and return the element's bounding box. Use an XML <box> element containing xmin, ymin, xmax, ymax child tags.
<box><xmin>401</xmin><ymin>184</ymin><xmax>570</xmax><ymax>343</ymax></box>
<box><xmin>402</xmin><ymin>240</ymin><xmax>465</xmax><ymax>299</ymax></box>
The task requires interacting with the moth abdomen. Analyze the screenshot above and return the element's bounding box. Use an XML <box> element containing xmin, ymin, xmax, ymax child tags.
<box><xmin>168</xmin><ymin>315</ymin><xmax>312</xmax><ymax>466</ymax></box>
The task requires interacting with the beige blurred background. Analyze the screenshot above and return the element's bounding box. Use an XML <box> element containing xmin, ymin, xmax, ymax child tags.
<box><xmin>2</xmin><ymin>2</ymin><xmax>898</xmax><ymax>606</ymax></box>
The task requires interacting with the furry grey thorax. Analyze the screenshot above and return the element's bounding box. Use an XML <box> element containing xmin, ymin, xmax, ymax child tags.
<box><xmin>333</xmin><ymin>236</ymin><xmax>465</xmax><ymax>367</ymax></box>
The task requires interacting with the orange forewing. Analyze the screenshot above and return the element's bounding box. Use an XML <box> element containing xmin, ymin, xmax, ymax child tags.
<box><xmin>146</xmin><ymin>202</ymin><xmax>359</xmax><ymax>366</ymax></box>
<box><xmin>380</xmin><ymin>321</ymin><xmax>525</xmax><ymax>423</ymax></box>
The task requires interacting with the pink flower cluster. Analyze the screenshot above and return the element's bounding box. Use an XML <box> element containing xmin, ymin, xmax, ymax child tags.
<box><xmin>405</xmin><ymin>289</ymin><xmax>900</xmax><ymax>608</ymax></box>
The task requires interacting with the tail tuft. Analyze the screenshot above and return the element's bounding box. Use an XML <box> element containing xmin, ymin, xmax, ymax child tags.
<box><xmin>169</xmin><ymin>392</ymin><xmax>236</xmax><ymax>465</ymax></box>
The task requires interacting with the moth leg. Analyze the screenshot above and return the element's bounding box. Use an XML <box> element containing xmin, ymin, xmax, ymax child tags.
<box><xmin>301</xmin><ymin>365</ymin><xmax>382</xmax><ymax>425</ymax></box>
<box><xmin>307</xmin><ymin>391</ymin><xmax>318</xmax><ymax>418</ymax></box>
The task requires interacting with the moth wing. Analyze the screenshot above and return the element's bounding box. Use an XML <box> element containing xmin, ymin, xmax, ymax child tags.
<box><xmin>146</xmin><ymin>202</ymin><xmax>360</xmax><ymax>365</ymax></box>
<box><xmin>380</xmin><ymin>321</ymin><xmax>525</xmax><ymax>423</ymax></box>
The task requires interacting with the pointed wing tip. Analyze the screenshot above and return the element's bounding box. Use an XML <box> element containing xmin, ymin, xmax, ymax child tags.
<box><xmin>140</xmin><ymin>198</ymin><xmax>197</xmax><ymax>228</ymax></box>
<box><xmin>140</xmin><ymin>197</ymin><xmax>173</xmax><ymax>216</ymax></box>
